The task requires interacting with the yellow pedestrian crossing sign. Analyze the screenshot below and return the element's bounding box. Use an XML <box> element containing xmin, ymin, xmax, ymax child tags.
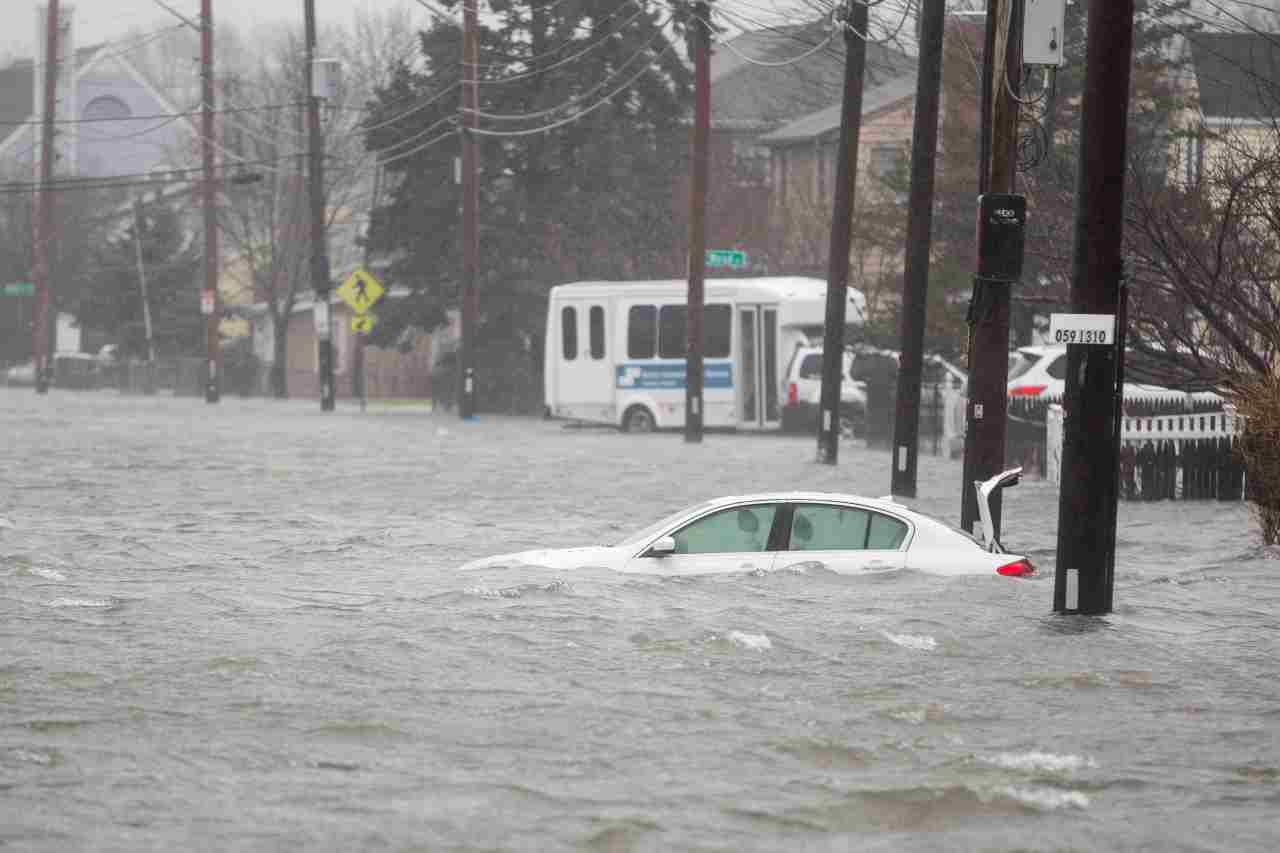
<box><xmin>351</xmin><ymin>313</ymin><xmax>375</xmax><ymax>334</ymax></box>
<box><xmin>337</xmin><ymin>268</ymin><xmax>384</xmax><ymax>314</ymax></box>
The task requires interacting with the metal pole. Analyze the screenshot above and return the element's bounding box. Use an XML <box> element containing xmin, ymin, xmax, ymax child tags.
<box><xmin>1054</xmin><ymin>0</ymin><xmax>1136</xmax><ymax>615</ymax></box>
<box><xmin>890</xmin><ymin>0</ymin><xmax>946</xmax><ymax>498</ymax></box>
<box><xmin>459</xmin><ymin>0</ymin><xmax>480</xmax><ymax>420</ymax></box>
<box><xmin>32</xmin><ymin>0</ymin><xmax>60</xmax><ymax>395</ymax></box>
<box><xmin>684</xmin><ymin>0</ymin><xmax>710</xmax><ymax>443</ymax></box>
<box><xmin>959</xmin><ymin>0</ymin><xmax>1020</xmax><ymax>535</ymax></box>
<box><xmin>132</xmin><ymin>198</ymin><xmax>157</xmax><ymax>394</ymax></box>
<box><xmin>816</xmin><ymin>1</ymin><xmax>869</xmax><ymax>465</ymax></box>
<box><xmin>304</xmin><ymin>0</ymin><xmax>334</xmax><ymax>411</ymax></box>
<box><xmin>201</xmin><ymin>0</ymin><xmax>221</xmax><ymax>403</ymax></box>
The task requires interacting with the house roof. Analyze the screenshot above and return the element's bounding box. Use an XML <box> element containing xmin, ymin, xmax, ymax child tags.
<box><xmin>1188</xmin><ymin>32</ymin><xmax>1280</xmax><ymax>121</ymax></box>
<box><xmin>710</xmin><ymin>20</ymin><xmax>915</xmax><ymax>132</ymax></box>
<box><xmin>757</xmin><ymin>71</ymin><xmax>918</xmax><ymax>145</ymax></box>
<box><xmin>0</xmin><ymin>44</ymin><xmax>104</xmax><ymax>149</ymax></box>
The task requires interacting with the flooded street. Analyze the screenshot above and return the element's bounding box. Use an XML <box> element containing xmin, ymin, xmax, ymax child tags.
<box><xmin>2</xmin><ymin>388</ymin><xmax>1278</xmax><ymax>851</ymax></box>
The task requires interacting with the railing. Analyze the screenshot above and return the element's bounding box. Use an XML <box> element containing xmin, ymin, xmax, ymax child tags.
<box><xmin>1047</xmin><ymin>403</ymin><xmax>1246</xmax><ymax>500</ymax></box>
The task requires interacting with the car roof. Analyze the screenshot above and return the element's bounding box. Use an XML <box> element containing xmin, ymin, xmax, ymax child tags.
<box><xmin>700</xmin><ymin>492</ymin><xmax>911</xmax><ymax>512</ymax></box>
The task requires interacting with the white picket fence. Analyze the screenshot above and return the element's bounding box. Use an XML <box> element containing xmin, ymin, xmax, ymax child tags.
<box><xmin>1047</xmin><ymin>402</ymin><xmax>1242</xmax><ymax>485</ymax></box>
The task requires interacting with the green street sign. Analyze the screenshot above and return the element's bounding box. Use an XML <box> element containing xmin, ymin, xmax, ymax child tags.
<box><xmin>705</xmin><ymin>249</ymin><xmax>748</xmax><ymax>270</ymax></box>
<box><xmin>3</xmin><ymin>282</ymin><xmax>34</xmax><ymax>296</ymax></box>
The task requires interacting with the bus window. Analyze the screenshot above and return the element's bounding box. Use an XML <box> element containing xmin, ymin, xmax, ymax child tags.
<box><xmin>561</xmin><ymin>306</ymin><xmax>578</xmax><ymax>360</ymax></box>
<box><xmin>659</xmin><ymin>305</ymin><xmax>687</xmax><ymax>359</ymax></box>
<box><xmin>707</xmin><ymin>304</ymin><xmax>731</xmax><ymax>357</ymax></box>
<box><xmin>628</xmin><ymin>305</ymin><xmax>656</xmax><ymax>359</ymax></box>
<box><xmin>589</xmin><ymin>306</ymin><xmax>605</xmax><ymax>359</ymax></box>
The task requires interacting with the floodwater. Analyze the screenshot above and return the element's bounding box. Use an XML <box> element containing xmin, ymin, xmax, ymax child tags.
<box><xmin>2</xmin><ymin>388</ymin><xmax>1277</xmax><ymax>852</ymax></box>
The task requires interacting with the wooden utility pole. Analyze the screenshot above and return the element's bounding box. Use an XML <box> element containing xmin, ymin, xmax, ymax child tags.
<box><xmin>304</xmin><ymin>0</ymin><xmax>334</xmax><ymax>411</ymax></box>
<box><xmin>459</xmin><ymin>0</ymin><xmax>480</xmax><ymax>420</ymax></box>
<box><xmin>889</xmin><ymin>0</ymin><xmax>946</xmax><ymax>497</ymax></box>
<box><xmin>684</xmin><ymin>0</ymin><xmax>711</xmax><ymax>443</ymax></box>
<box><xmin>1054</xmin><ymin>0</ymin><xmax>1137</xmax><ymax>615</ymax></box>
<box><xmin>201</xmin><ymin>0</ymin><xmax>221</xmax><ymax>404</ymax></box>
<box><xmin>32</xmin><ymin>0</ymin><xmax>60</xmax><ymax>395</ymax></box>
<box><xmin>132</xmin><ymin>198</ymin><xmax>157</xmax><ymax>395</ymax></box>
<box><xmin>959</xmin><ymin>0</ymin><xmax>1021</xmax><ymax>534</ymax></box>
<box><xmin>816</xmin><ymin>0</ymin><xmax>869</xmax><ymax>465</ymax></box>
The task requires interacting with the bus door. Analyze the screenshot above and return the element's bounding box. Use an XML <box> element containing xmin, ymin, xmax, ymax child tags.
<box><xmin>737</xmin><ymin>304</ymin><xmax>780</xmax><ymax>429</ymax></box>
<box><xmin>557</xmin><ymin>302</ymin><xmax>613</xmax><ymax>415</ymax></box>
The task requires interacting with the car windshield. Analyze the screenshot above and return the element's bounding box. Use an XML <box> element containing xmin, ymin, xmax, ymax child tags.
<box><xmin>613</xmin><ymin>500</ymin><xmax>719</xmax><ymax>548</ymax></box>
<box><xmin>1007</xmin><ymin>352</ymin><xmax>1041</xmax><ymax>382</ymax></box>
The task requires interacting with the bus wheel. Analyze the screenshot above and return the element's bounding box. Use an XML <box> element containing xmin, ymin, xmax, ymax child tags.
<box><xmin>621</xmin><ymin>405</ymin><xmax>656</xmax><ymax>433</ymax></box>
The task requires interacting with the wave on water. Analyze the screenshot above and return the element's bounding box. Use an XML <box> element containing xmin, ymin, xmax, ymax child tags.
<box><xmin>881</xmin><ymin>631</ymin><xmax>938</xmax><ymax>651</ymax></box>
<box><xmin>463</xmin><ymin>579</ymin><xmax>573</xmax><ymax>599</ymax></box>
<box><xmin>726</xmin><ymin>630</ymin><xmax>772</xmax><ymax>651</ymax></box>
<box><xmin>17</xmin><ymin>565</ymin><xmax>67</xmax><ymax>581</ymax></box>
<box><xmin>1000</xmin><ymin>785</ymin><xmax>1091</xmax><ymax>810</ymax></box>
<box><xmin>985</xmin><ymin>750</ymin><xmax>1098</xmax><ymax>774</ymax></box>
<box><xmin>44</xmin><ymin>596</ymin><xmax>125</xmax><ymax>610</ymax></box>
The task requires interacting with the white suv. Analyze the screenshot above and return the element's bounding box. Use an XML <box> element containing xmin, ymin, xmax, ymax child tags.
<box><xmin>780</xmin><ymin>345</ymin><xmax>867</xmax><ymax>435</ymax></box>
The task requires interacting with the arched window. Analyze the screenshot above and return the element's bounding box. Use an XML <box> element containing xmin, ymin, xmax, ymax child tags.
<box><xmin>82</xmin><ymin>96</ymin><xmax>132</xmax><ymax>122</ymax></box>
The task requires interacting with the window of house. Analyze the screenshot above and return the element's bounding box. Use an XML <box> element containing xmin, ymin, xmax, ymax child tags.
<box><xmin>561</xmin><ymin>306</ymin><xmax>578</xmax><ymax>360</ymax></box>
<box><xmin>589</xmin><ymin>305</ymin><xmax>605</xmax><ymax>359</ymax></box>
<box><xmin>869</xmin><ymin>145</ymin><xmax>906</xmax><ymax>182</ymax></box>
<box><xmin>82</xmin><ymin>95</ymin><xmax>132</xmax><ymax>122</ymax></box>
<box><xmin>627</xmin><ymin>305</ymin><xmax>657</xmax><ymax>359</ymax></box>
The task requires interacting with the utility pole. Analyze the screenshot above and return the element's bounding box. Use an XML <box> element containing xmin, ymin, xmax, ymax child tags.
<box><xmin>684</xmin><ymin>0</ymin><xmax>711</xmax><ymax>444</ymax></box>
<box><xmin>459</xmin><ymin>0</ymin><xmax>480</xmax><ymax>420</ymax></box>
<box><xmin>958</xmin><ymin>0</ymin><xmax>1022</xmax><ymax>534</ymax></box>
<box><xmin>816</xmin><ymin>0</ymin><xmax>869</xmax><ymax>465</ymax></box>
<box><xmin>889</xmin><ymin>0</ymin><xmax>946</xmax><ymax>497</ymax></box>
<box><xmin>32</xmin><ymin>0</ymin><xmax>60</xmax><ymax>395</ymax></box>
<box><xmin>1054</xmin><ymin>0</ymin><xmax>1136</xmax><ymax>615</ymax></box>
<box><xmin>201</xmin><ymin>0</ymin><xmax>221</xmax><ymax>404</ymax></box>
<box><xmin>304</xmin><ymin>0</ymin><xmax>334</xmax><ymax>412</ymax></box>
<box><xmin>133</xmin><ymin>198</ymin><xmax>157</xmax><ymax>395</ymax></box>
<box><xmin>357</xmin><ymin>160</ymin><xmax>382</xmax><ymax>415</ymax></box>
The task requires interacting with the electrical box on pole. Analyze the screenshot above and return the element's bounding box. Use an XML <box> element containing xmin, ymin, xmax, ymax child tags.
<box><xmin>311</xmin><ymin>59</ymin><xmax>342</xmax><ymax>100</ymax></box>
<box><xmin>976</xmin><ymin>193</ymin><xmax>1026</xmax><ymax>282</ymax></box>
<box><xmin>1023</xmin><ymin>0</ymin><xmax>1067</xmax><ymax>67</ymax></box>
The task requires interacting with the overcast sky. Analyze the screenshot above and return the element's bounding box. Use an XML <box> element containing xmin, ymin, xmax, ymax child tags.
<box><xmin>3</xmin><ymin>0</ymin><xmax>417</xmax><ymax>61</ymax></box>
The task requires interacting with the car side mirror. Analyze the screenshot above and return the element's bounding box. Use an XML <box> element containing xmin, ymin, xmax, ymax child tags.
<box><xmin>647</xmin><ymin>535</ymin><xmax>676</xmax><ymax>557</ymax></box>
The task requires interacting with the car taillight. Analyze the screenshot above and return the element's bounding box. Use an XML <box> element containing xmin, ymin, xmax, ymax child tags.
<box><xmin>1008</xmin><ymin>384</ymin><xmax>1047</xmax><ymax>397</ymax></box>
<box><xmin>787</xmin><ymin>382</ymin><xmax>798</xmax><ymax>405</ymax></box>
<box><xmin>996</xmin><ymin>559</ymin><xmax>1035</xmax><ymax>577</ymax></box>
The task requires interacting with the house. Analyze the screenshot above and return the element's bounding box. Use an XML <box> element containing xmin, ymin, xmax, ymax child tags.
<box><xmin>1182</xmin><ymin>31</ymin><xmax>1280</xmax><ymax>185</ymax></box>
<box><xmin>696</xmin><ymin>19</ymin><xmax>916</xmax><ymax>272</ymax></box>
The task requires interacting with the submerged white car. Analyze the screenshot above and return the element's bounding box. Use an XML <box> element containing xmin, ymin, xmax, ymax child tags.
<box><xmin>463</xmin><ymin>470</ymin><xmax>1034</xmax><ymax>578</ymax></box>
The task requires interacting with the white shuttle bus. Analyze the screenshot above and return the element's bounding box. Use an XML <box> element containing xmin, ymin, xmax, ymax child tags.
<box><xmin>544</xmin><ymin>277</ymin><xmax>865</xmax><ymax>432</ymax></box>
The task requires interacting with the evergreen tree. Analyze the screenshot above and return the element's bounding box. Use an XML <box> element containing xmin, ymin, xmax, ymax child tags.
<box><xmin>76</xmin><ymin>199</ymin><xmax>202</xmax><ymax>360</ymax></box>
<box><xmin>363</xmin><ymin>0</ymin><xmax>692</xmax><ymax>410</ymax></box>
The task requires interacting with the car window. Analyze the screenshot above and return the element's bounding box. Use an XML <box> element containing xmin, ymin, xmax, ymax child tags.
<box><xmin>672</xmin><ymin>504</ymin><xmax>777</xmax><ymax>554</ymax></box>
<box><xmin>1007</xmin><ymin>352</ymin><xmax>1041</xmax><ymax>382</ymax></box>
<box><xmin>789</xmin><ymin>504</ymin><xmax>908</xmax><ymax>551</ymax></box>
<box><xmin>798</xmin><ymin>353</ymin><xmax>823</xmax><ymax>380</ymax></box>
<box><xmin>1046</xmin><ymin>354</ymin><xmax>1068</xmax><ymax>380</ymax></box>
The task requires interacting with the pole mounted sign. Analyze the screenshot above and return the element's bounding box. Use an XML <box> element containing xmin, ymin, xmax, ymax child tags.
<box><xmin>336</xmin><ymin>268</ymin><xmax>385</xmax><ymax>314</ymax></box>
<box><xmin>3</xmin><ymin>282</ymin><xmax>34</xmax><ymax>296</ymax></box>
<box><xmin>705</xmin><ymin>249</ymin><xmax>748</xmax><ymax>270</ymax></box>
<box><xmin>1049</xmin><ymin>312</ymin><xmax>1115</xmax><ymax>345</ymax></box>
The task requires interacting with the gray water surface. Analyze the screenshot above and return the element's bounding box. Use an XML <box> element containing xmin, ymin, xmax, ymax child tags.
<box><xmin>2</xmin><ymin>389</ymin><xmax>1278</xmax><ymax>852</ymax></box>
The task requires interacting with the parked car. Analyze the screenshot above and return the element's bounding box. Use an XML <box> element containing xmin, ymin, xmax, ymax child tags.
<box><xmin>1007</xmin><ymin>345</ymin><xmax>1068</xmax><ymax>398</ymax></box>
<box><xmin>1007</xmin><ymin>345</ymin><xmax>1212</xmax><ymax>404</ymax></box>
<box><xmin>4</xmin><ymin>361</ymin><xmax>36</xmax><ymax>387</ymax></box>
<box><xmin>460</xmin><ymin>470</ymin><xmax>1034</xmax><ymax>578</ymax></box>
<box><xmin>780</xmin><ymin>344</ymin><xmax>867</xmax><ymax>435</ymax></box>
